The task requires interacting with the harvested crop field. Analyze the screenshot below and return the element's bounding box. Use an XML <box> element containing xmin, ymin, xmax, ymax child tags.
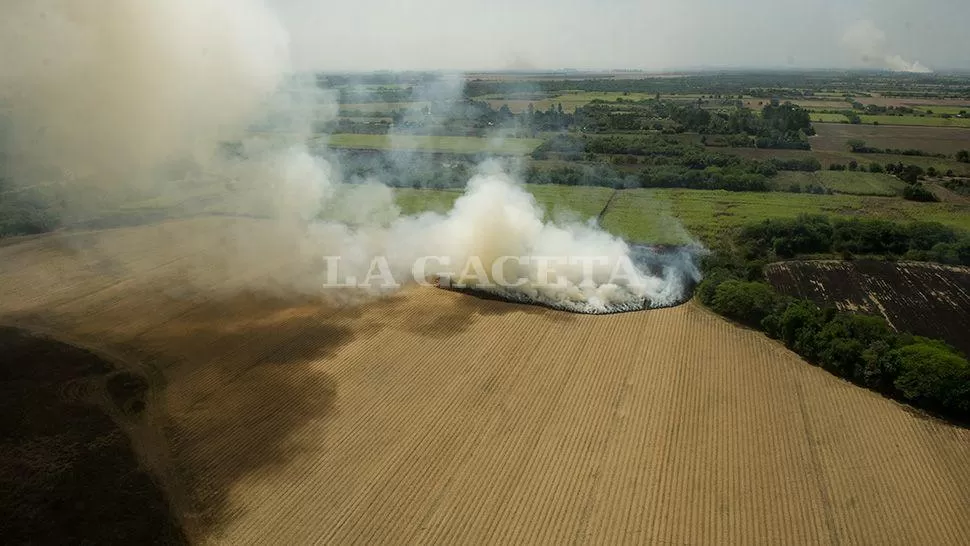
<box><xmin>765</xmin><ymin>260</ymin><xmax>970</xmax><ymax>357</ymax></box>
<box><xmin>813</xmin><ymin>123</ymin><xmax>970</xmax><ymax>155</ymax></box>
<box><xmin>2</xmin><ymin>219</ymin><xmax>970</xmax><ymax>545</ymax></box>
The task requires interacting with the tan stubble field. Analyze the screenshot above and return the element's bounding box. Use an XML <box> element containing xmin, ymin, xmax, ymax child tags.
<box><xmin>1</xmin><ymin>217</ymin><xmax>968</xmax><ymax>545</ymax></box>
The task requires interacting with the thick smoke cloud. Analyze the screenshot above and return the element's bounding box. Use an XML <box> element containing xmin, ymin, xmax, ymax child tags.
<box><xmin>0</xmin><ymin>0</ymin><xmax>290</xmax><ymax>193</ymax></box>
<box><xmin>0</xmin><ymin>0</ymin><xmax>700</xmax><ymax>313</ymax></box>
<box><xmin>842</xmin><ymin>20</ymin><xmax>932</xmax><ymax>73</ymax></box>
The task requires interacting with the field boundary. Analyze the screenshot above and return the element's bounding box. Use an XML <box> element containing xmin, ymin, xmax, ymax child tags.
<box><xmin>596</xmin><ymin>189</ymin><xmax>619</xmax><ymax>225</ymax></box>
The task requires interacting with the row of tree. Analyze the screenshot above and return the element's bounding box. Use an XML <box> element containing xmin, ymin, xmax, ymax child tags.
<box><xmin>737</xmin><ymin>214</ymin><xmax>970</xmax><ymax>264</ymax></box>
<box><xmin>532</xmin><ymin>134</ymin><xmax>820</xmax><ymax>172</ymax></box>
<box><xmin>329</xmin><ymin>95</ymin><xmax>817</xmax><ymax>149</ymax></box>
<box><xmin>700</xmin><ymin>278</ymin><xmax>969</xmax><ymax>419</ymax></box>
<box><xmin>698</xmin><ymin>215</ymin><xmax>970</xmax><ymax>420</ymax></box>
<box><xmin>0</xmin><ymin>178</ymin><xmax>60</xmax><ymax>238</ymax></box>
<box><xmin>846</xmin><ymin>139</ymin><xmax>948</xmax><ymax>159</ymax></box>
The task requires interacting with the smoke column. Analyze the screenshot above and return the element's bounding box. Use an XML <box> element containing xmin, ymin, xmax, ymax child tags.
<box><xmin>0</xmin><ymin>0</ymin><xmax>701</xmax><ymax>313</ymax></box>
<box><xmin>842</xmin><ymin>20</ymin><xmax>932</xmax><ymax>74</ymax></box>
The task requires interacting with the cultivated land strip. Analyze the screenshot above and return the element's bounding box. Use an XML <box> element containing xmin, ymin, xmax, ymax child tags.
<box><xmin>1</xmin><ymin>218</ymin><xmax>969</xmax><ymax>545</ymax></box>
<box><xmin>766</xmin><ymin>261</ymin><xmax>970</xmax><ymax>356</ymax></box>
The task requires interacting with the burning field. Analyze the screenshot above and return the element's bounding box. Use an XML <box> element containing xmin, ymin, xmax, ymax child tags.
<box><xmin>2</xmin><ymin>1</ymin><xmax>970</xmax><ymax>544</ymax></box>
<box><xmin>438</xmin><ymin>244</ymin><xmax>703</xmax><ymax>314</ymax></box>
<box><xmin>765</xmin><ymin>260</ymin><xmax>970</xmax><ymax>356</ymax></box>
<box><xmin>3</xmin><ymin>220</ymin><xmax>970</xmax><ymax>544</ymax></box>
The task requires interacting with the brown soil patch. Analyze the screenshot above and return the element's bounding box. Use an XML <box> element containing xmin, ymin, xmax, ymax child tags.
<box><xmin>766</xmin><ymin>260</ymin><xmax>970</xmax><ymax>356</ymax></box>
<box><xmin>813</xmin><ymin>123</ymin><xmax>970</xmax><ymax>155</ymax></box>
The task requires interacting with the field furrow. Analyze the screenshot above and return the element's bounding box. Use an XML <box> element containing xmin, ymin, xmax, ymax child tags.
<box><xmin>1</xmin><ymin>219</ymin><xmax>968</xmax><ymax>545</ymax></box>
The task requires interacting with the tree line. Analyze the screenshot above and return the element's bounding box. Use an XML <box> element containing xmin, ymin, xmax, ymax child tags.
<box><xmin>736</xmin><ymin>214</ymin><xmax>970</xmax><ymax>264</ymax></box>
<box><xmin>698</xmin><ymin>215</ymin><xmax>970</xmax><ymax>421</ymax></box>
<box><xmin>328</xmin><ymin>96</ymin><xmax>816</xmax><ymax>151</ymax></box>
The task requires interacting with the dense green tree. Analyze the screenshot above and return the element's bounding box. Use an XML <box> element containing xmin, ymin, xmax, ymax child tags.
<box><xmin>710</xmin><ymin>280</ymin><xmax>780</xmax><ymax>328</ymax></box>
<box><xmin>895</xmin><ymin>341</ymin><xmax>970</xmax><ymax>412</ymax></box>
<box><xmin>903</xmin><ymin>184</ymin><xmax>938</xmax><ymax>202</ymax></box>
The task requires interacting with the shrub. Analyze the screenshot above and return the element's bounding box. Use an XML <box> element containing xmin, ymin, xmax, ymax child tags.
<box><xmin>695</xmin><ymin>269</ymin><xmax>736</xmax><ymax>306</ymax></box>
<box><xmin>895</xmin><ymin>341</ymin><xmax>970</xmax><ymax>413</ymax></box>
<box><xmin>903</xmin><ymin>184</ymin><xmax>938</xmax><ymax>202</ymax></box>
<box><xmin>711</xmin><ymin>280</ymin><xmax>780</xmax><ymax>328</ymax></box>
<box><xmin>814</xmin><ymin>314</ymin><xmax>895</xmax><ymax>381</ymax></box>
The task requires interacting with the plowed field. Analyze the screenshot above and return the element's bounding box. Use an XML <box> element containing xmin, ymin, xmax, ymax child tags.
<box><xmin>2</xmin><ymin>219</ymin><xmax>969</xmax><ymax>545</ymax></box>
<box><xmin>765</xmin><ymin>260</ymin><xmax>970</xmax><ymax>356</ymax></box>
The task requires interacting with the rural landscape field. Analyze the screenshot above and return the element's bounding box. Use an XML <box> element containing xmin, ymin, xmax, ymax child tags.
<box><xmin>3</xmin><ymin>1</ymin><xmax>970</xmax><ymax>544</ymax></box>
<box><xmin>2</xmin><ymin>220</ymin><xmax>970</xmax><ymax>545</ymax></box>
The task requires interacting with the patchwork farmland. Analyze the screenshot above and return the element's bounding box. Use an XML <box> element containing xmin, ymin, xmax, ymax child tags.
<box><xmin>2</xmin><ymin>219</ymin><xmax>969</xmax><ymax>544</ymax></box>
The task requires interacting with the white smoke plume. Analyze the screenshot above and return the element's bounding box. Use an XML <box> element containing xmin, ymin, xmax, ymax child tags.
<box><xmin>842</xmin><ymin>20</ymin><xmax>932</xmax><ymax>74</ymax></box>
<box><xmin>0</xmin><ymin>0</ymin><xmax>700</xmax><ymax>313</ymax></box>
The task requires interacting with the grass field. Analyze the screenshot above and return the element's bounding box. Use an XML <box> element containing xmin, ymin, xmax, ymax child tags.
<box><xmin>394</xmin><ymin>184</ymin><xmax>614</xmax><ymax>220</ymax></box>
<box><xmin>3</xmin><ymin>220</ymin><xmax>969</xmax><ymax>544</ymax></box>
<box><xmin>599</xmin><ymin>188</ymin><xmax>970</xmax><ymax>244</ymax></box>
<box><xmin>395</xmin><ymin>185</ymin><xmax>970</xmax><ymax>244</ymax></box>
<box><xmin>394</xmin><ymin>188</ymin><xmax>461</xmax><ymax>215</ymax></box>
<box><xmin>773</xmin><ymin>171</ymin><xmax>907</xmax><ymax>196</ymax></box>
<box><xmin>339</xmin><ymin>102</ymin><xmax>429</xmax><ymax>114</ymax></box>
<box><xmin>810</xmin><ymin>113</ymin><xmax>849</xmax><ymax>123</ymax></box>
<box><xmin>600</xmin><ymin>189</ymin><xmax>864</xmax><ymax>243</ymax></box>
<box><xmin>524</xmin><ymin>184</ymin><xmax>615</xmax><ymax>220</ymax></box>
<box><xmin>325</xmin><ymin>134</ymin><xmax>543</xmax><ymax>155</ymax></box>
<box><xmin>486</xmin><ymin>91</ymin><xmax>659</xmax><ymax>113</ymax></box>
<box><xmin>912</xmin><ymin>106</ymin><xmax>970</xmax><ymax>115</ymax></box>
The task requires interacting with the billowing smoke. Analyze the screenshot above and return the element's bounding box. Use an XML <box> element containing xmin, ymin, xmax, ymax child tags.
<box><xmin>0</xmin><ymin>0</ymin><xmax>290</xmax><ymax>195</ymax></box>
<box><xmin>0</xmin><ymin>0</ymin><xmax>700</xmax><ymax>314</ymax></box>
<box><xmin>842</xmin><ymin>20</ymin><xmax>932</xmax><ymax>74</ymax></box>
<box><xmin>381</xmin><ymin>169</ymin><xmax>702</xmax><ymax>312</ymax></box>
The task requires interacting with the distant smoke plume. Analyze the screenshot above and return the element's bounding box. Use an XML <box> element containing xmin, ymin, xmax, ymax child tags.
<box><xmin>0</xmin><ymin>0</ymin><xmax>700</xmax><ymax>313</ymax></box>
<box><xmin>842</xmin><ymin>20</ymin><xmax>932</xmax><ymax>74</ymax></box>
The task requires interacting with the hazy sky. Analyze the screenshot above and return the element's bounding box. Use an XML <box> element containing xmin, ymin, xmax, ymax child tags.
<box><xmin>268</xmin><ymin>0</ymin><xmax>970</xmax><ymax>72</ymax></box>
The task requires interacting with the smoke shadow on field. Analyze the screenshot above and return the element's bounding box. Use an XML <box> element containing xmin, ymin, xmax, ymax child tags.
<box><xmin>128</xmin><ymin>293</ymin><xmax>348</xmax><ymax>541</ymax></box>
<box><xmin>0</xmin><ymin>327</ymin><xmax>189</xmax><ymax>545</ymax></box>
<box><xmin>0</xmin><ymin>291</ymin><xmax>348</xmax><ymax>542</ymax></box>
<box><xmin>371</xmin><ymin>287</ymin><xmax>578</xmax><ymax>340</ymax></box>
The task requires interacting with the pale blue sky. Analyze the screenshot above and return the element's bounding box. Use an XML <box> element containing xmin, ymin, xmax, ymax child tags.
<box><xmin>269</xmin><ymin>0</ymin><xmax>970</xmax><ymax>71</ymax></box>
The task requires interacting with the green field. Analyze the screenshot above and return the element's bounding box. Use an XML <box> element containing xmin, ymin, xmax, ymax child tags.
<box><xmin>810</xmin><ymin>113</ymin><xmax>849</xmax><ymax>123</ymax></box>
<box><xmin>395</xmin><ymin>185</ymin><xmax>970</xmax><ymax>246</ymax></box>
<box><xmin>601</xmin><ymin>189</ymin><xmax>970</xmax><ymax>244</ymax></box>
<box><xmin>525</xmin><ymin>184</ymin><xmax>615</xmax><ymax>220</ymax></box>
<box><xmin>394</xmin><ymin>184</ymin><xmax>614</xmax><ymax>220</ymax></box>
<box><xmin>912</xmin><ymin>106</ymin><xmax>970</xmax><ymax>115</ymax></box>
<box><xmin>394</xmin><ymin>188</ymin><xmax>461</xmax><ymax>215</ymax></box>
<box><xmin>339</xmin><ymin>102</ymin><xmax>430</xmax><ymax>114</ymax></box>
<box><xmin>773</xmin><ymin>171</ymin><xmax>907</xmax><ymax>196</ymax></box>
<box><xmin>486</xmin><ymin>91</ymin><xmax>659</xmax><ymax>113</ymax></box>
<box><xmin>325</xmin><ymin>134</ymin><xmax>543</xmax><ymax>155</ymax></box>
